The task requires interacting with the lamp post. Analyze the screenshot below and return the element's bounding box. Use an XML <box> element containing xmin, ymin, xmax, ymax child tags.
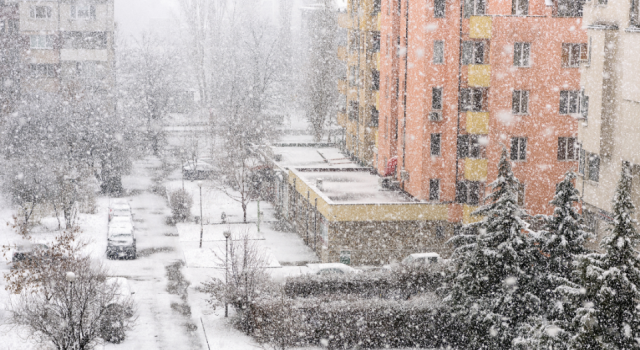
<box><xmin>198</xmin><ymin>181</ymin><xmax>203</xmax><ymax>248</ymax></box>
<box><xmin>223</xmin><ymin>230</ymin><xmax>231</xmax><ymax>318</ymax></box>
<box><xmin>66</xmin><ymin>271</ymin><xmax>76</xmax><ymax>347</ymax></box>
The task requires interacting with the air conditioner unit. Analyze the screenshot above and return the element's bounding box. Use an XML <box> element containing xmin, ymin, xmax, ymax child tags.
<box><xmin>428</xmin><ymin>111</ymin><xmax>443</xmax><ymax>122</ymax></box>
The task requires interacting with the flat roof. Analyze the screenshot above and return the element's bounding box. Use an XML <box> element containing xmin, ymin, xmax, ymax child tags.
<box><xmin>295</xmin><ymin>169</ymin><xmax>415</xmax><ymax>204</ymax></box>
<box><xmin>270</xmin><ymin>146</ymin><xmax>361</xmax><ymax>169</ymax></box>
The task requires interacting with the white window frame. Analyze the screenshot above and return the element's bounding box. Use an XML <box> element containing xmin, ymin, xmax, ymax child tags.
<box><xmin>510</xmin><ymin>137</ymin><xmax>527</xmax><ymax>161</ymax></box>
<box><xmin>30</xmin><ymin>6</ymin><xmax>52</xmax><ymax>19</ymax></box>
<box><xmin>30</xmin><ymin>35</ymin><xmax>54</xmax><ymax>50</ymax></box>
<box><xmin>559</xmin><ymin>90</ymin><xmax>582</xmax><ymax>115</ymax></box>
<box><xmin>562</xmin><ymin>43</ymin><xmax>588</xmax><ymax>68</ymax></box>
<box><xmin>512</xmin><ymin>90</ymin><xmax>529</xmax><ymax>115</ymax></box>
<box><xmin>512</xmin><ymin>0</ymin><xmax>529</xmax><ymax>15</ymax></box>
<box><xmin>462</xmin><ymin>41</ymin><xmax>485</xmax><ymax>65</ymax></box>
<box><xmin>558</xmin><ymin>137</ymin><xmax>579</xmax><ymax>161</ymax></box>
<box><xmin>514</xmin><ymin>42</ymin><xmax>531</xmax><ymax>67</ymax></box>
<box><xmin>71</xmin><ymin>4</ymin><xmax>95</xmax><ymax>20</ymax></box>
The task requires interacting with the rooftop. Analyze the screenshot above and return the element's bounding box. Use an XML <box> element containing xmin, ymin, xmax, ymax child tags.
<box><xmin>294</xmin><ymin>168</ymin><xmax>416</xmax><ymax>204</ymax></box>
<box><xmin>268</xmin><ymin>146</ymin><xmax>362</xmax><ymax>170</ymax></box>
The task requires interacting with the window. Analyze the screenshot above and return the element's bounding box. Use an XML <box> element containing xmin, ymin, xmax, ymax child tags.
<box><xmin>429</xmin><ymin>179</ymin><xmax>440</xmax><ymax>201</ymax></box>
<box><xmin>372</xmin><ymin>69</ymin><xmax>380</xmax><ymax>90</ymax></box>
<box><xmin>372</xmin><ymin>32</ymin><xmax>381</xmax><ymax>52</ymax></box>
<box><xmin>457</xmin><ymin>134</ymin><xmax>487</xmax><ymax>159</ymax></box>
<box><xmin>432</xmin><ymin>87</ymin><xmax>443</xmax><ymax>110</ymax></box>
<box><xmin>371</xmin><ymin>107</ymin><xmax>379</xmax><ymax>126</ymax></box>
<box><xmin>433</xmin><ymin>40</ymin><xmax>444</xmax><ymax>64</ymax></box>
<box><xmin>30</xmin><ymin>6</ymin><xmax>52</xmax><ymax>19</ymax></box>
<box><xmin>434</xmin><ymin>0</ymin><xmax>446</xmax><ymax>18</ymax></box>
<box><xmin>514</xmin><ymin>42</ymin><xmax>531</xmax><ymax>67</ymax></box>
<box><xmin>464</xmin><ymin>0</ymin><xmax>486</xmax><ymax>17</ymax></box>
<box><xmin>516</xmin><ymin>183</ymin><xmax>525</xmax><ymax>206</ymax></box>
<box><xmin>598</xmin><ymin>0</ymin><xmax>607</xmax><ymax>5</ymax></box>
<box><xmin>348</xmin><ymin>101</ymin><xmax>359</xmax><ymax>120</ymax></box>
<box><xmin>587</xmin><ymin>153</ymin><xmax>600</xmax><ymax>182</ymax></box>
<box><xmin>462</xmin><ymin>41</ymin><xmax>485</xmax><ymax>65</ymax></box>
<box><xmin>395</xmin><ymin>77</ymin><xmax>399</xmax><ymax>99</ymax></box>
<box><xmin>562</xmin><ymin>43</ymin><xmax>588</xmax><ymax>68</ymax></box>
<box><xmin>557</xmin><ymin>0</ymin><xmax>583</xmax><ymax>17</ymax></box>
<box><xmin>431</xmin><ymin>134</ymin><xmax>441</xmax><ymax>156</ymax></box>
<box><xmin>460</xmin><ymin>88</ymin><xmax>486</xmax><ymax>111</ymax></box>
<box><xmin>30</xmin><ymin>35</ymin><xmax>54</xmax><ymax>50</ymax></box>
<box><xmin>512</xmin><ymin>0</ymin><xmax>528</xmax><ymax>15</ymax></box>
<box><xmin>456</xmin><ymin>181</ymin><xmax>483</xmax><ymax>205</ymax></box>
<box><xmin>398</xmin><ymin>0</ymin><xmax>402</xmax><ymax>15</ymax></box>
<box><xmin>632</xmin><ymin>0</ymin><xmax>640</xmax><ymax>26</ymax></box>
<box><xmin>578</xmin><ymin>146</ymin><xmax>585</xmax><ymax>175</ymax></box>
<box><xmin>29</xmin><ymin>64</ymin><xmax>58</xmax><ymax>77</ymax></box>
<box><xmin>373</xmin><ymin>0</ymin><xmax>381</xmax><ymax>15</ymax></box>
<box><xmin>559</xmin><ymin>90</ymin><xmax>582</xmax><ymax>115</ymax></box>
<box><xmin>512</xmin><ymin>90</ymin><xmax>529</xmax><ymax>115</ymax></box>
<box><xmin>71</xmin><ymin>4</ymin><xmax>96</xmax><ymax>20</ymax></box>
<box><xmin>558</xmin><ymin>137</ymin><xmax>578</xmax><ymax>161</ymax></box>
<box><xmin>510</xmin><ymin>137</ymin><xmax>527</xmax><ymax>161</ymax></box>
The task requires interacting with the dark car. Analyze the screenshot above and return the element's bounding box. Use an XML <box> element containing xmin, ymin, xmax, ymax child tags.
<box><xmin>11</xmin><ymin>243</ymin><xmax>49</xmax><ymax>267</ymax></box>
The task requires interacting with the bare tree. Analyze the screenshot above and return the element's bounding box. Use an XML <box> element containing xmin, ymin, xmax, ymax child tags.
<box><xmin>3</xmin><ymin>230</ymin><xmax>136</xmax><ymax>349</ymax></box>
<box><xmin>199</xmin><ymin>231</ymin><xmax>271</xmax><ymax>333</ymax></box>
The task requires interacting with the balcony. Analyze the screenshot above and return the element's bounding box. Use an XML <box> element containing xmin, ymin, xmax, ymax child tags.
<box><xmin>468</xmin><ymin>65</ymin><xmax>490</xmax><ymax>87</ymax></box>
<box><xmin>464</xmin><ymin>158</ymin><xmax>488</xmax><ymax>181</ymax></box>
<box><xmin>466</xmin><ymin>112</ymin><xmax>489</xmax><ymax>134</ymax></box>
<box><xmin>470</xmin><ymin>16</ymin><xmax>492</xmax><ymax>39</ymax></box>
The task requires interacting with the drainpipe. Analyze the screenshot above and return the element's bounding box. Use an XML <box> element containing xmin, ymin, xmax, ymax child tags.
<box><xmin>401</xmin><ymin>0</ymin><xmax>409</xmax><ymax>189</ymax></box>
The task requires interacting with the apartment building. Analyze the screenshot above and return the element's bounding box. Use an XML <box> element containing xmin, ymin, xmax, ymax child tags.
<box><xmin>578</xmin><ymin>0</ymin><xmax>640</xmax><ymax>239</ymax></box>
<box><xmin>376</xmin><ymin>0</ymin><xmax>586</xmax><ymax>223</ymax></box>
<box><xmin>0</xmin><ymin>0</ymin><xmax>115</xmax><ymax>100</ymax></box>
<box><xmin>337</xmin><ymin>0</ymin><xmax>381</xmax><ymax>166</ymax></box>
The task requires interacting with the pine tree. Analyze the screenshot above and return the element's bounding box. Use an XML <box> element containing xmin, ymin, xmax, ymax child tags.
<box><xmin>518</xmin><ymin>172</ymin><xmax>593</xmax><ymax>349</ymax></box>
<box><xmin>571</xmin><ymin>165</ymin><xmax>640</xmax><ymax>349</ymax></box>
<box><xmin>446</xmin><ymin>148</ymin><xmax>540</xmax><ymax>349</ymax></box>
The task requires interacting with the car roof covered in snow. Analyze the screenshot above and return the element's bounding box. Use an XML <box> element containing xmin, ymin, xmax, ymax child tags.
<box><xmin>408</xmin><ymin>253</ymin><xmax>441</xmax><ymax>259</ymax></box>
<box><xmin>307</xmin><ymin>263</ymin><xmax>356</xmax><ymax>271</ymax></box>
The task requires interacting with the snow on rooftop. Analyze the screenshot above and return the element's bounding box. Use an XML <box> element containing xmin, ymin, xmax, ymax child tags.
<box><xmin>271</xmin><ymin>146</ymin><xmax>361</xmax><ymax>169</ymax></box>
<box><xmin>296</xmin><ymin>170</ymin><xmax>416</xmax><ymax>204</ymax></box>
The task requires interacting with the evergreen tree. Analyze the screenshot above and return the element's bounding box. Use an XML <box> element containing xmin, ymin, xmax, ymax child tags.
<box><xmin>446</xmin><ymin>148</ymin><xmax>540</xmax><ymax>349</ymax></box>
<box><xmin>517</xmin><ymin>172</ymin><xmax>593</xmax><ymax>349</ymax></box>
<box><xmin>571</xmin><ymin>165</ymin><xmax>640</xmax><ymax>349</ymax></box>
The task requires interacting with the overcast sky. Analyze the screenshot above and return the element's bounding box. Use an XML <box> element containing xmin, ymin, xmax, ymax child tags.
<box><xmin>114</xmin><ymin>0</ymin><xmax>180</xmax><ymax>38</ymax></box>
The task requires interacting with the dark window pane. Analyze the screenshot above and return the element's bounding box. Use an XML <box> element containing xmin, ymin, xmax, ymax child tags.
<box><xmin>589</xmin><ymin>154</ymin><xmax>600</xmax><ymax>182</ymax></box>
<box><xmin>469</xmin><ymin>182</ymin><xmax>481</xmax><ymax>205</ymax></box>
<box><xmin>521</xmin><ymin>91</ymin><xmax>529</xmax><ymax>114</ymax></box>
<box><xmin>473</xmin><ymin>89</ymin><xmax>483</xmax><ymax>111</ymax></box>
<box><xmin>469</xmin><ymin>135</ymin><xmax>480</xmax><ymax>158</ymax></box>
<box><xmin>429</xmin><ymin>179</ymin><xmax>440</xmax><ymax>201</ymax></box>
<box><xmin>457</xmin><ymin>135</ymin><xmax>469</xmax><ymax>158</ymax></box>
<box><xmin>477</xmin><ymin>0</ymin><xmax>486</xmax><ymax>14</ymax></box>
<box><xmin>567</xmin><ymin>137</ymin><xmax>575</xmax><ymax>160</ymax></box>
<box><xmin>435</xmin><ymin>0</ymin><xmax>446</xmax><ymax>17</ymax></box>
<box><xmin>511</xmin><ymin>138</ymin><xmax>519</xmax><ymax>160</ymax></box>
<box><xmin>514</xmin><ymin>43</ymin><xmax>522</xmax><ymax>66</ymax></box>
<box><xmin>431</xmin><ymin>133</ymin><xmax>441</xmax><ymax>156</ymax></box>
<box><xmin>569</xmin><ymin>91</ymin><xmax>579</xmax><ymax>114</ymax></box>
<box><xmin>456</xmin><ymin>182</ymin><xmax>468</xmax><ymax>203</ymax></box>
<box><xmin>512</xmin><ymin>90</ymin><xmax>521</xmax><ymax>114</ymax></box>
<box><xmin>560</xmin><ymin>91</ymin><xmax>568</xmax><ymax>114</ymax></box>
<box><xmin>519</xmin><ymin>138</ymin><xmax>527</xmax><ymax>160</ymax></box>
<box><xmin>579</xmin><ymin>149</ymin><xmax>585</xmax><ymax>174</ymax></box>
<box><xmin>558</xmin><ymin>137</ymin><xmax>567</xmax><ymax>160</ymax></box>
<box><xmin>522</xmin><ymin>43</ymin><xmax>530</xmax><ymax>66</ymax></box>
<box><xmin>432</xmin><ymin>87</ymin><xmax>442</xmax><ymax>110</ymax></box>
<box><xmin>474</xmin><ymin>42</ymin><xmax>484</xmax><ymax>64</ymax></box>
<box><xmin>460</xmin><ymin>88</ymin><xmax>471</xmax><ymax>111</ymax></box>
<box><xmin>462</xmin><ymin>42</ymin><xmax>473</xmax><ymax>65</ymax></box>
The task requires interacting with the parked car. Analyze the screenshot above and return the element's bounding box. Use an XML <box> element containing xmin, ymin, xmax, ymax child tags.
<box><xmin>307</xmin><ymin>263</ymin><xmax>361</xmax><ymax>275</ymax></box>
<box><xmin>109</xmin><ymin>202</ymin><xmax>132</xmax><ymax>222</ymax></box>
<box><xmin>109</xmin><ymin>216</ymin><xmax>134</xmax><ymax>230</ymax></box>
<box><xmin>11</xmin><ymin>243</ymin><xmax>50</xmax><ymax>268</ymax></box>
<box><xmin>100</xmin><ymin>277</ymin><xmax>135</xmax><ymax>343</ymax></box>
<box><xmin>182</xmin><ymin>160</ymin><xmax>214</xmax><ymax>180</ymax></box>
<box><xmin>107</xmin><ymin>226</ymin><xmax>136</xmax><ymax>260</ymax></box>
<box><xmin>401</xmin><ymin>253</ymin><xmax>442</xmax><ymax>266</ymax></box>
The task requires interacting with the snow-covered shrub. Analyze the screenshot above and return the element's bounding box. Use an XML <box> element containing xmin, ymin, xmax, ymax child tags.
<box><xmin>169</xmin><ymin>189</ymin><xmax>193</xmax><ymax>222</ymax></box>
<box><xmin>284</xmin><ymin>264</ymin><xmax>446</xmax><ymax>299</ymax></box>
<box><xmin>252</xmin><ymin>294</ymin><xmax>452</xmax><ymax>349</ymax></box>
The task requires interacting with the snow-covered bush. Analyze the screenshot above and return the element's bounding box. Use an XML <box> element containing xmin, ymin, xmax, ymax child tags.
<box><xmin>169</xmin><ymin>189</ymin><xmax>193</xmax><ymax>222</ymax></box>
<box><xmin>252</xmin><ymin>294</ymin><xmax>451</xmax><ymax>349</ymax></box>
<box><xmin>284</xmin><ymin>264</ymin><xmax>446</xmax><ymax>299</ymax></box>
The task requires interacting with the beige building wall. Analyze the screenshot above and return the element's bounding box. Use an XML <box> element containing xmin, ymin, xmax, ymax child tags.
<box><xmin>578</xmin><ymin>0</ymin><xmax>640</xmax><ymax>241</ymax></box>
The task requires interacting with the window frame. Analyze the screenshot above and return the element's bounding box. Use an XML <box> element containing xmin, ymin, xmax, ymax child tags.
<box><xmin>455</xmin><ymin>181</ymin><xmax>483</xmax><ymax>205</ymax></box>
<box><xmin>562</xmin><ymin>43</ymin><xmax>588</xmax><ymax>68</ymax></box>
<box><xmin>512</xmin><ymin>90</ymin><xmax>529</xmax><ymax>115</ymax></box>
<box><xmin>464</xmin><ymin>0</ymin><xmax>486</xmax><ymax>17</ymax></box>
<box><xmin>462</xmin><ymin>41</ymin><xmax>485</xmax><ymax>65</ymax></box>
<box><xmin>559</xmin><ymin>90</ymin><xmax>582</xmax><ymax>115</ymax></box>
<box><xmin>557</xmin><ymin>137</ymin><xmax>578</xmax><ymax>161</ymax></box>
<box><xmin>587</xmin><ymin>153</ymin><xmax>600</xmax><ymax>182</ymax></box>
<box><xmin>510</xmin><ymin>137</ymin><xmax>527</xmax><ymax>161</ymax></box>
<box><xmin>460</xmin><ymin>88</ymin><xmax>487</xmax><ymax>112</ymax></box>
<box><xmin>512</xmin><ymin>0</ymin><xmax>529</xmax><ymax>15</ymax></box>
<box><xmin>513</xmin><ymin>42</ymin><xmax>531</xmax><ymax>67</ymax></box>
<box><xmin>30</xmin><ymin>5</ymin><xmax>52</xmax><ymax>19</ymax></box>
<box><xmin>632</xmin><ymin>0</ymin><xmax>640</xmax><ymax>26</ymax></box>
<box><xmin>71</xmin><ymin>4</ymin><xmax>96</xmax><ymax>20</ymax></box>
<box><xmin>30</xmin><ymin>35</ymin><xmax>54</xmax><ymax>50</ymax></box>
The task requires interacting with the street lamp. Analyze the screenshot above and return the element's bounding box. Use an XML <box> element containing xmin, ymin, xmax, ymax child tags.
<box><xmin>198</xmin><ymin>181</ymin><xmax>203</xmax><ymax>248</ymax></box>
<box><xmin>66</xmin><ymin>272</ymin><xmax>76</xmax><ymax>346</ymax></box>
<box><xmin>223</xmin><ymin>230</ymin><xmax>231</xmax><ymax>318</ymax></box>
